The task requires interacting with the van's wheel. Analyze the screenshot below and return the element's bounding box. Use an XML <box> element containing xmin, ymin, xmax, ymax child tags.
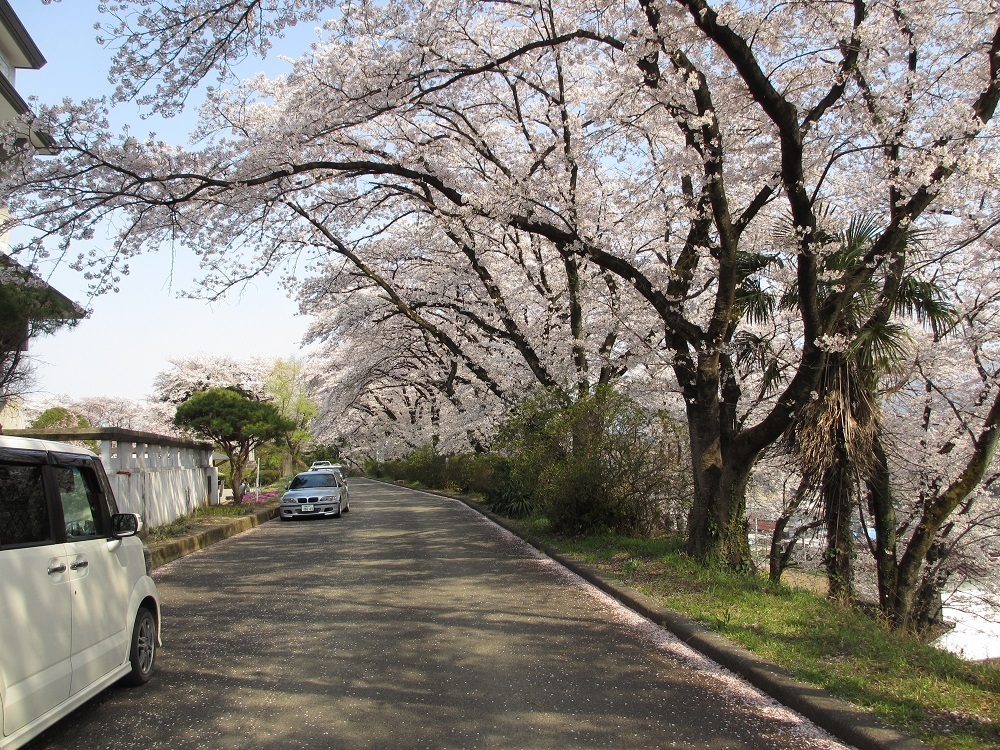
<box><xmin>122</xmin><ymin>607</ymin><xmax>156</xmax><ymax>686</ymax></box>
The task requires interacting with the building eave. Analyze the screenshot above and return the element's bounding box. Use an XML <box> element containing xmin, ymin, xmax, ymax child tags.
<box><xmin>0</xmin><ymin>64</ymin><xmax>27</xmax><ymax>114</ymax></box>
<box><xmin>0</xmin><ymin>253</ymin><xmax>87</xmax><ymax>322</ymax></box>
<box><xmin>0</xmin><ymin>0</ymin><xmax>46</xmax><ymax>70</ymax></box>
<box><xmin>0</xmin><ymin>60</ymin><xmax>55</xmax><ymax>151</ymax></box>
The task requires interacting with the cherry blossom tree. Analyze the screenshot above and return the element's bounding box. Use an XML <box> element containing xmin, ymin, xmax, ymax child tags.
<box><xmin>299</xmin><ymin>218</ymin><xmax>660</xmax><ymax>458</ymax></box>
<box><xmin>153</xmin><ymin>354</ymin><xmax>271</xmax><ymax>404</ymax></box>
<box><xmin>868</xmin><ymin>264</ymin><xmax>1000</xmax><ymax>629</ymax></box>
<box><xmin>73</xmin><ymin>395</ymin><xmax>175</xmax><ymax>432</ymax></box>
<box><xmin>4</xmin><ymin>0</ymin><xmax>998</xmax><ymax>577</ymax></box>
<box><xmin>23</xmin><ymin>395</ymin><xmax>176</xmax><ymax>433</ymax></box>
<box><xmin>304</xmin><ymin>304</ymin><xmax>505</xmax><ymax>460</ymax></box>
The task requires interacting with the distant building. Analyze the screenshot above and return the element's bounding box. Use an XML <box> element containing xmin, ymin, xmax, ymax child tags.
<box><xmin>0</xmin><ymin>1</ymin><xmax>83</xmax><ymax>429</ymax></box>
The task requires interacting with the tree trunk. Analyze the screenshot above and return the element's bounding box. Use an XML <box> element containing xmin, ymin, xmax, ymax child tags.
<box><xmin>684</xmin><ymin>394</ymin><xmax>753</xmax><ymax>568</ymax></box>
<box><xmin>677</xmin><ymin>344</ymin><xmax>759</xmax><ymax>570</ymax></box>
<box><xmin>822</xmin><ymin>444</ymin><xmax>856</xmax><ymax>601</ymax></box>
<box><xmin>867</xmin><ymin>433</ymin><xmax>899</xmax><ymax>616</ymax></box>
<box><xmin>228</xmin><ymin>442</ymin><xmax>249</xmax><ymax>506</ymax></box>
<box><xmin>769</xmin><ymin>476</ymin><xmax>812</xmax><ymax>583</ymax></box>
<box><xmin>909</xmin><ymin>566</ymin><xmax>947</xmax><ymax>633</ymax></box>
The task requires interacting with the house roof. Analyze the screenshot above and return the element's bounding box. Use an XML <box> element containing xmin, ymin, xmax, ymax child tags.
<box><xmin>0</xmin><ymin>1</ymin><xmax>53</xmax><ymax>150</ymax></box>
<box><xmin>0</xmin><ymin>0</ymin><xmax>46</xmax><ymax>71</ymax></box>
<box><xmin>0</xmin><ymin>253</ymin><xmax>87</xmax><ymax>322</ymax></box>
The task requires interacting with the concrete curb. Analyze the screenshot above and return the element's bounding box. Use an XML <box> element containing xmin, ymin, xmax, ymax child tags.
<box><xmin>147</xmin><ymin>506</ymin><xmax>279</xmax><ymax>569</ymax></box>
<box><xmin>435</xmin><ymin>490</ymin><xmax>931</xmax><ymax>750</ymax></box>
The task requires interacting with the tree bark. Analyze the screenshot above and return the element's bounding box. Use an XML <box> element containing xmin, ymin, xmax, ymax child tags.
<box><xmin>866</xmin><ymin>433</ymin><xmax>899</xmax><ymax>616</ymax></box>
<box><xmin>822</xmin><ymin>446</ymin><xmax>856</xmax><ymax>601</ymax></box>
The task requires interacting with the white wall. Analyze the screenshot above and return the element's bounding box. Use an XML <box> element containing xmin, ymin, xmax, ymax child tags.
<box><xmin>100</xmin><ymin>438</ymin><xmax>219</xmax><ymax>528</ymax></box>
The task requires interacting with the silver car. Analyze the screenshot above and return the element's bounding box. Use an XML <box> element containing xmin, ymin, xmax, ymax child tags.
<box><xmin>279</xmin><ymin>470</ymin><xmax>349</xmax><ymax>521</ymax></box>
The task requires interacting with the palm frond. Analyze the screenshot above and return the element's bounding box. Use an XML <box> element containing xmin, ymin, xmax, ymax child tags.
<box><xmin>894</xmin><ymin>277</ymin><xmax>958</xmax><ymax>338</ymax></box>
<box><xmin>851</xmin><ymin>322</ymin><xmax>912</xmax><ymax>384</ymax></box>
<box><xmin>736</xmin><ymin>277</ymin><xmax>777</xmax><ymax>326</ymax></box>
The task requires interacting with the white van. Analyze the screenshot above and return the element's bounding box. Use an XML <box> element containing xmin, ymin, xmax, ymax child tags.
<box><xmin>0</xmin><ymin>436</ymin><xmax>160</xmax><ymax>750</ymax></box>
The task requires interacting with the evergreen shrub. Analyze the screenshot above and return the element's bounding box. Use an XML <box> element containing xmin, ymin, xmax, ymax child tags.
<box><xmin>496</xmin><ymin>387</ymin><xmax>692</xmax><ymax>536</ymax></box>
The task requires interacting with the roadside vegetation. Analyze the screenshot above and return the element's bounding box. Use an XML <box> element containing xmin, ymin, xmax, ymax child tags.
<box><xmin>372</xmin><ymin>390</ymin><xmax>999</xmax><ymax>750</ymax></box>
<box><xmin>372</xmin><ymin>469</ymin><xmax>999</xmax><ymax>750</ymax></box>
<box><xmin>530</xmin><ymin>528</ymin><xmax>999</xmax><ymax>750</ymax></box>
<box><xmin>144</xmin><ymin>490</ymin><xmax>281</xmax><ymax>544</ymax></box>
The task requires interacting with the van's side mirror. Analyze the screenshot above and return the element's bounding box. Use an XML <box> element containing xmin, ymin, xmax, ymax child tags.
<box><xmin>111</xmin><ymin>513</ymin><xmax>142</xmax><ymax>538</ymax></box>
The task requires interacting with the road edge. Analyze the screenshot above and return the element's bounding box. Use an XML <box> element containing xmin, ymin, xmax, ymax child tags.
<box><xmin>147</xmin><ymin>506</ymin><xmax>279</xmax><ymax>569</ymax></box>
<box><xmin>431</xmin><ymin>487</ymin><xmax>931</xmax><ymax>750</ymax></box>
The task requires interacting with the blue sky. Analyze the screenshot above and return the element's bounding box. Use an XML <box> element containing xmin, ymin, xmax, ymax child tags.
<box><xmin>12</xmin><ymin>1</ymin><xmax>317</xmax><ymax>401</ymax></box>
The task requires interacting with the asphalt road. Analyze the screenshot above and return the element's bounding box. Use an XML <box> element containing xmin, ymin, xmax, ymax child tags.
<box><xmin>24</xmin><ymin>479</ymin><xmax>851</xmax><ymax>750</ymax></box>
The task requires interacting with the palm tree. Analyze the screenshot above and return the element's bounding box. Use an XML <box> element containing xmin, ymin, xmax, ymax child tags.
<box><xmin>780</xmin><ymin>215</ymin><xmax>954</xmax><ymax>601</ymax></box>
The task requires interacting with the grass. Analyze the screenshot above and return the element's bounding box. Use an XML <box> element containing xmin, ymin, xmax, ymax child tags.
<box><xmin>145</xmin><ymin>516</ymin><xmax>195</xmax><ymax>543</ymax></box>
<box><xmin>520</xmin><ymin>521</ymin><xmax>999</xmax><ymax>750</ymax></box>
<box><xmin>194</xmin><ymin>500</ymin><xmax>273</xmax><ymax>518</ymax></box>
<box><xmin>143</xmin><ymin>490</ymin><xmax>282</xmax><ymax>544</ymax></box>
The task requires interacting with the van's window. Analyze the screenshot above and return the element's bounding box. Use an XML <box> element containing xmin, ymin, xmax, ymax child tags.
<box><xmin>54</xmin><ymin>465</ymin><xmax>105</xmax><ymax>539</ymax></box>
<box><xmin>0</xmin><ymin>461</ymin><xmax>52</xmax><ymax>547</ymax></box>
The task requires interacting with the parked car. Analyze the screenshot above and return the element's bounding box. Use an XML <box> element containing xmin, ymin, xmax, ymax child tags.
<box><xmin>0</xmin><ymin>436</ymin><xmax>160</xmax><ymax>750</ymax></box>
<box><xmin>306</xmin><ymin>462</ymin><xmax>349</xmax><ymax>501</ymax></box>
<box><xmin>330</xmin><ymin>465</ymin><xmax>348</xmax><ymax>502</ymax></box>
<box><xmin>280</xmin><ymin>470</ymin><xmax>350</xmax><ymax>521</ymax></box>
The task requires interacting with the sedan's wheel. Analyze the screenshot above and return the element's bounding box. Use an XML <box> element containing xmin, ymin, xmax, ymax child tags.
<box><xmin>122</xmin><ymin>607</ymin><xmax>156</xmax><ymax>686</ymax></box>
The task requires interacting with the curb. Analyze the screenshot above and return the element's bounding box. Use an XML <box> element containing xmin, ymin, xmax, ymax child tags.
<box><xmin>436</xmin><ymin>490</ymin><xmax>931</xmax><ymax>750</ymax></box>
<box><xmin>147</xmin><ymin>506</ymin><xmax>279</xmax><ymax>569</ymax></box>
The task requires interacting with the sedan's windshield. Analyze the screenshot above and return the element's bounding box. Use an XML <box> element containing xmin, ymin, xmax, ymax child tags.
<box><xmin>289</xmin><ymin>474</ymin><xmax>339</xmax><ymax>489</ymax></box>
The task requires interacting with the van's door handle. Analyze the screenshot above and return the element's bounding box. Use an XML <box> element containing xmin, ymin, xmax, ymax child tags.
<box><xmin>69</xmin><ymin>560</ymin><xmax>89</xmax><ymax>570</ymax></box>
<box><xmin>47</xmin><ymin>563</ymin><xmax>67</xmax><ymax>575</ymax></box>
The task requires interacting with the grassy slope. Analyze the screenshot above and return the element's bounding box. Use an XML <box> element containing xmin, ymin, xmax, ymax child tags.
<box><xmin>521</xmin><ymin>524</ymin><xmax>999</xmax><ymax>750</ymax></box>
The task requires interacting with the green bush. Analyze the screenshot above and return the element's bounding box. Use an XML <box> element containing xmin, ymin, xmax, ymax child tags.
<box><xmin>368</xmin><ymin>388</ymin><xmax>693</xmax><ymax>537</ymax></box>
<box><xmin>447</xmin><ymin>452</ymin><xmax>503</xmax><ymax>495</ymax></box>
<box><xmin>482</xmin><ymin>458</ymin><xmax>538</xmax><ymax>518</ymax></box>
<box><xmin>497</xmin><ymin>387</ymin><xmax>692</xmax><ymax>536</ymax></box>
<box><xmin>254</xmin><ymin>442</ymin><xmax>285</xmax><ymax>486</ymax></box>
<box><xmin>381</xmin><ymin>444</ymin><xmax>449</xmax><ymax>488</ymax></box>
